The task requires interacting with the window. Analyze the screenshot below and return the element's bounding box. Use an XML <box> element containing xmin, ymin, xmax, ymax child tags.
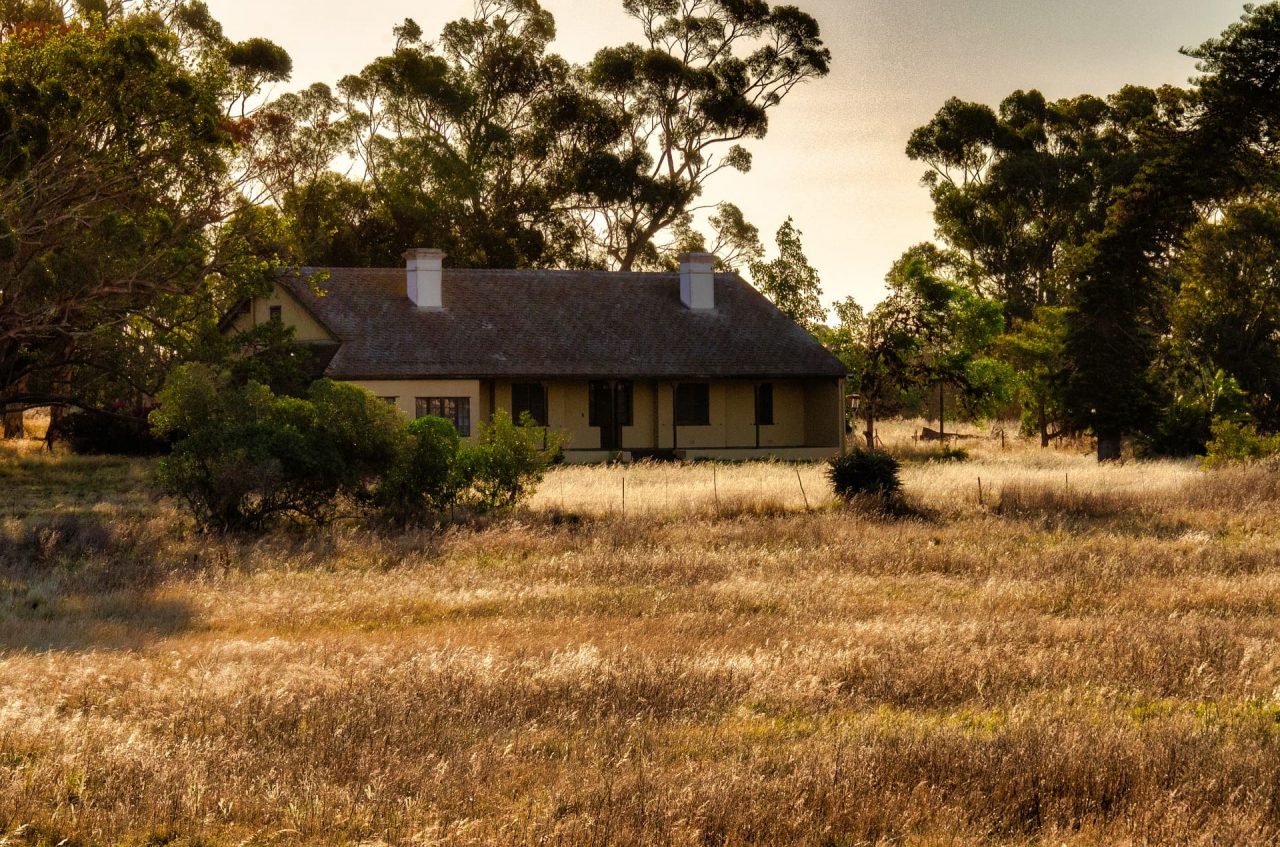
<box><xmin>416</xmin><ymin>397</ymin><xmax>471</xmax><ymax>436</ymax></box>
<box><xmin>378</xmin><ymin>396</ymin><xmax>398</xmax><ymax>407</ymax></box>
<box><xmin>617</xmin><ymin>381</ymin><xmax>634</xmax><ymax>427</ymax></box>
<box><xmin>675</xmin><ymin>383</ymin><xmax>710</xmax><ymax>427</ymax></box>
<box><xmin>511</xmin><ymin>383</ymin><xmax>548</xmax><ymax>426</ymax></box>
<box><xmin>755</xmin><ymin>383</ymin><xmax>774</xmax><ymax>426</ymax></box>
<box><xmin>588</xmin><ymin>381</ymin><xmax>633</xmax><ymax>427</ymax></box>
<box><xmin>268</xmin><ymin>305</ymin><xmax>282</xmax><ymax>322</ymax></box>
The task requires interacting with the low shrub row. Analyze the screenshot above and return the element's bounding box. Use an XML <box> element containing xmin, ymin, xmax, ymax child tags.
<box><xmin>1202</xmin><ymin>420</ymin><xmax>1280</xmax><ymax>468</ymax></box>
<box><xmin>150</xmin><ymin>364</ymin><xmax>562</xmax><ymax>532</ymax></box>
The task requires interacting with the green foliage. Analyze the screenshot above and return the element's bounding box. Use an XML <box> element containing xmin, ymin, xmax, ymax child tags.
<box><xmin>151</xmin><ymin>366</ymin><xmax>408</xmax><ymax>531</ymax></box>
<box><xmin>373</xmin><ymin>416</ymin><xmax>469</xmax><ymax>525</ymax></box>
<box><xmin>1139</xmin><ymin>369</ymin><xmax>1251</xmax><ymax>458</ymax></box>
<box><xmin>260</xmin><ymin>0</ymin><xmax>827</xmax><ymax>271</ymax></box>
<box><xmin>996</xmin><ymin>306</ymin><xmax>1071</xmax><ymax>446</ymax></box>
<box><xmin>0</xmin><ymin>2</ymin><xmax>295</xmax><ymax>428</ymax></box>
<box><xmin>469</xmin><ymin>410</ymin><xmax>565</xmax><ymax>512</ymax></box>
<box><xmin>907</xmin><ymin>86</ymin><xmax>1188</xmax><ymax>325</ymax></box>
<box><xmin>1065</xmin><ymin>7</ymin><xmax>1280</xmax><ymax>458</ymax></box>
<box><xmin>1168</xmin><ymin>200</ymin><xmax>1280</xmax><ymax>431</ymax></box>
<box><xmin>669</xmin><ymin>202</ymin><xmax>762</xmax><ymax>272</ymax></box>
<box><xmin>153</xmin><ymin>367</ymin><xmax>563</xmax><ymax>530</ymax></box>
<box><xmin>577</xmin><ymin>0</ymin><xmax>829</xmax><ymax>269</ymax></box>
<box><xmin>838</xmin><ymin>247</ymin><xmax>1007</xmax><ymax>445</ymax></box>
<box><xmin>1202</xmin><ymin>420</ymin><xmax>1280</xmax><ymax>468</ymax></box>
<box><xmin>827</xmin><ymin>448</ymin><xmax>903</xmax><ymax>503</ymax></box>
<box><xmin>750</xmin><ymin>217</ymin><xmax>825</xmax><ymax>331</ymax></box>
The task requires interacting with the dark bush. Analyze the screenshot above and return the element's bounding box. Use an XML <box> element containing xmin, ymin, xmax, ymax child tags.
<box><xmin>827</xmin><ymin>448</ymin><xmax>903</xmax><ymax>503</ymax></box>
<box><xmin>1137</xmin><ymin>400</ymin><xmax>1212</xmax><ymax>458</ymax></box>
<box><xmin>54</xmin><ymin>409</ymin><xmax>168</xmax><ymax>456</ymax></box>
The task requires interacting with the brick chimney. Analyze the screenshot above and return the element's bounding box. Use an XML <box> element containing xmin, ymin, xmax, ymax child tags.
<box><xmin>679</xmin><ymin>252</ymin><xmax>716</xmax><ymax>310</ymax></box>
<box><xmin>404</xmin><ymin>248</ymin><xmax>445</xmax><ymax>310</ymax></box>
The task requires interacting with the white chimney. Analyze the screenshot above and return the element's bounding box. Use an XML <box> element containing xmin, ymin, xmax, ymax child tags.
<box><xmin>679</xmin><ymin>252</ymin><xmax>716</xmax><ymax>310</ymax></box>
<box><xmin>404</xmin><ymin>248</ymin><xmax>445</xmax><ymax>310</ymax></box>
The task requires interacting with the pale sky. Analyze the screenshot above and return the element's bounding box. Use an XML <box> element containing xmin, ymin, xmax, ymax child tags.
<box><xmin>207</xmin><ymin>0</ymin><xmax>1247</xmax><ymax>307</ymax></box>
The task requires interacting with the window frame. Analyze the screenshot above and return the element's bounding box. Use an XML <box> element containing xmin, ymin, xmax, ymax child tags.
<box><xmin>675</xmin><ymin>382</ymin><xmax>710</xmax><ymax>427</ymax></box>
<box><xmin>268</xmin><ymin>305</ymin><xmax>282</xmax><ymax>322</ymax></box>
<box><xmin>511</xmin><ymin>382</ymin><xmax>548</xmax><ymax>427</ymax></box>
<box><xmin>415</xmin><ymin>396</ymin><xmax>472</xmax><ymax>437</ymax></box>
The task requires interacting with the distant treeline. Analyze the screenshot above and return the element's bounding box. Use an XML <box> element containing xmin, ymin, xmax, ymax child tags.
<box><xmin>2</xmin><ymin>0</ymin><xmax>1280</xmax><ymax>461</ymax></box>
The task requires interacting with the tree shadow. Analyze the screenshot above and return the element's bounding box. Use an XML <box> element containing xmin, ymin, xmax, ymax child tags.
<box><xmin>0</xmin><ymin>509</ymin><xmax>195</xmax><ymax>652</ymax></box>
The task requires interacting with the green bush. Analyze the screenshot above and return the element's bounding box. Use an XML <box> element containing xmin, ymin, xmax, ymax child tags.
<box><xmin>827</xmin><ymin>448</ymin><xmax>903</xmax><ymax>503</ymax></box>
<box><xmin>151</xmin><ymin>365</ymin><xmax>408</xmax><ymax>531</ymax></box>
<box><xmin>153</xmin><ymin>366</ymin><xmax>565</xmax><ymax>530</ymax></box>
<box><xmin>373</xmin><ymin>415</ymin><xmax>470</xmax><ymax>525</ymax></box>
<box><xmin>1202</xmin><ymin>420</ymin><xmax>1280</xmax><ymax>468</ymax></box>
<box><xmin>469</xmin><ymin>411</ymin><xmax>565</xmax><ymax>512</ymax></box>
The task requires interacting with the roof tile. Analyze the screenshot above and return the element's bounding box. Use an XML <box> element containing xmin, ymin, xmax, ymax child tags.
<box><xmin>277</xmin><ymin>267</ymin><xmax>848</xmax><ymax>380</ymax></box>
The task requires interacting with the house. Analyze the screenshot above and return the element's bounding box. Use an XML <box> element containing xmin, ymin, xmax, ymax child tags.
<box><xmin>225</xmin><ymin>249</ymin><xmax>849</xmax><ymax>462</ymax></box>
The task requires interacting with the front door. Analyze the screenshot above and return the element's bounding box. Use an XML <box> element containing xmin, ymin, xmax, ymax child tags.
<box><xmin>589</xmin><ymin>381</ymin><xmax>620</xmax><ymax>450</ymax></box>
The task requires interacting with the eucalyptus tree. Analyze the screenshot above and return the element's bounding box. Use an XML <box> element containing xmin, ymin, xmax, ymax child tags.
<box><xmin>577</xmin><ymin>0</ymin><xmax>831</xmax><ymax>270</ymax></box>
<box><xmin>1066</xmin><ymin>4</ymin><xmax>1280</xmax><ymax>460</ymax></box>
<box><xmin>842</xmin><ymin>248</ymin><xmax>1006</xmax><ymax>447</ymax></box>
<box><xmin>750</xmin><ymin>217</ymin><xmax>824</xmax><ymax>331</ymax></box>
<box><xmin>324</xmin><ymin>0</ymin><xmax>605</xmax><ymax>268</ymax></box>
<box><xmin>907</xmin><ymin>86</ymin><xmax>1190</xmax><ymax>326</ymax></box>
<box><xmin>0</xmin><ymin>1</ymin><xmax>293</xmax><ymax>432</ymax></box>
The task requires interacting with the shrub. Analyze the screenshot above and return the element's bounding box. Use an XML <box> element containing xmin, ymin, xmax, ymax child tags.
<box><xmin>1138</xmin><ymin>400</ymin><xmax>1213</xmax><ymax>458</ymax></box>
<box><xmin>1202</xmin><ymin>420</ymin><xmax>1280</xmax><ymax>468</ymax></box>
<box><xmin>827</xmin><ymin>448</ymin><xmax>903</xmax><ymax>503</ymax></box>
<box><xmin>52</xmin><ymin>409</ymin><xmax>169</xmax><ymax>456</ymax></box>
<box><xmin>151</xmin><ymin>365</ymin><xmax>408</xmax><ymax>531</ymax></box>
<box><xmin>373</xmin><ymin>415</ymin><xmax>470</xmax><ymax>525</ymax></box>
<box><xmin>469</xmin><ymin>411</ymin><xmax>565</xmax><ymax>511</ymax></box>
<box><xmin>153</xmin><ymin>367</ymin><xmax>565</xmax><ymax>530</ymax></box>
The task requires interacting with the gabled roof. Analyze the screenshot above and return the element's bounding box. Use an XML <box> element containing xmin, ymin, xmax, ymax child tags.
<box><xmin>268</xmin><ymin>267</ymin><xmax>848</xmax><ymax>381</ymax></box>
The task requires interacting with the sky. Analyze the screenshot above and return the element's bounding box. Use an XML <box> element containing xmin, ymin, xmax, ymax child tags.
<box><xmin>206</xmin><ymin>0</ymin><xmax>1249</xmax><ymax>307</ymax></box>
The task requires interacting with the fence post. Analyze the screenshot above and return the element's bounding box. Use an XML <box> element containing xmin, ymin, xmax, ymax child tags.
<box><xmin>622</xmin><ymin>475</ymin><xmax>626</xmax><ymax>518</ymax></box>
<box><xmin>978</xmin><ymin>477</ymin><xmax>984</xmax><ymax>507</ymax></box>
<box><xmin>796</xmin><ymin>468</ymin><xmax>810</xmax><ymax>511</ymax></box>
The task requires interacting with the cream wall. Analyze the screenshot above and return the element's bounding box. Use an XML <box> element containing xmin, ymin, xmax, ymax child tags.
<box><xmin>804</xmin><ymin>379</ymin><xmax>843</xmax><ymax>449</ymax></box>
<box><xmin>232</xmin><ymin>289</ymin><xmax>335</xmax><ymax>342</ymax></box>
<box><xmin>296</xmin><ymin>371</ymin><xmax>839</xmax><ymax>455</ymax></box>
<box><xmin>483</xmin><ymin>378</ymin><xmax>829</xmax><ymax>453</ymax></box>
<box><xmin>347</xmin><ymin>379</ymin><xmax>482</xmax><ymax>435</ymax></box>
<box><xmin>549</xmin><ymin>382</ymin><xmax>593</xmax><ymax>450</ymax></box>
<box><xmin>667</xmin><ymin>380</ymin><xmax>811</xmax><ymax>450</ymax></box>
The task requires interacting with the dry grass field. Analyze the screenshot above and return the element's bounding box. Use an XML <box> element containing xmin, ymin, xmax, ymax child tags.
<box><xmin>4</xmin><ymin>420</ymin><xmax>1280</xmax><ymax>845</ymax></box>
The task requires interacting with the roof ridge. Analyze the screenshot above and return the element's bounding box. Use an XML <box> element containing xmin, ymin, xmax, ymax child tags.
<box><xmin>288</xmin><ymin>266</ymin><xmax>744</xmax><ymax>279</ymax></box>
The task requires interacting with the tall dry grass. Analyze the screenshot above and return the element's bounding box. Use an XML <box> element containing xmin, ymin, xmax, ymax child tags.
<box><xmin>2</xmin><ymin>426</ymin><xmax>1280</xmax><ymax>845</ymax></box>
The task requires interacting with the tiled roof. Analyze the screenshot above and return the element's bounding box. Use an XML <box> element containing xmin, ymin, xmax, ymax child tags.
<box><xmin>274</xmin><ymin>267</ymin><xmax>848</xmax><ymax>380</ymax></box>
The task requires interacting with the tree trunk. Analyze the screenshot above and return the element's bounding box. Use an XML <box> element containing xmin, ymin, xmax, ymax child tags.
<box><xmin>864</xmin><ymin>407</ymin><xmax>875</xmax><ymax>450</ymax></box>
<box><xmin>3</xmin><ymin>405</ymin><xmax>23</xmax><ymax>440</ymax></box>
<box><xmin>1097</xmin><ymin>434</ymin><xmax>1122</xmax><ymax>463</ymax></box>
<box><xmin>45</xmin><ymin>405</ymin><xmax>65</xmax><ymax>450</ymax></box>
<box><xmin>937</xmin><ymin>383</ymin><xmax>945</xmax><ymax>437</ymax></box>
<box><xmin>1039</xmin><ymin>401</ymin><xmax>1049</xmax><ymax>449</ymax></box>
